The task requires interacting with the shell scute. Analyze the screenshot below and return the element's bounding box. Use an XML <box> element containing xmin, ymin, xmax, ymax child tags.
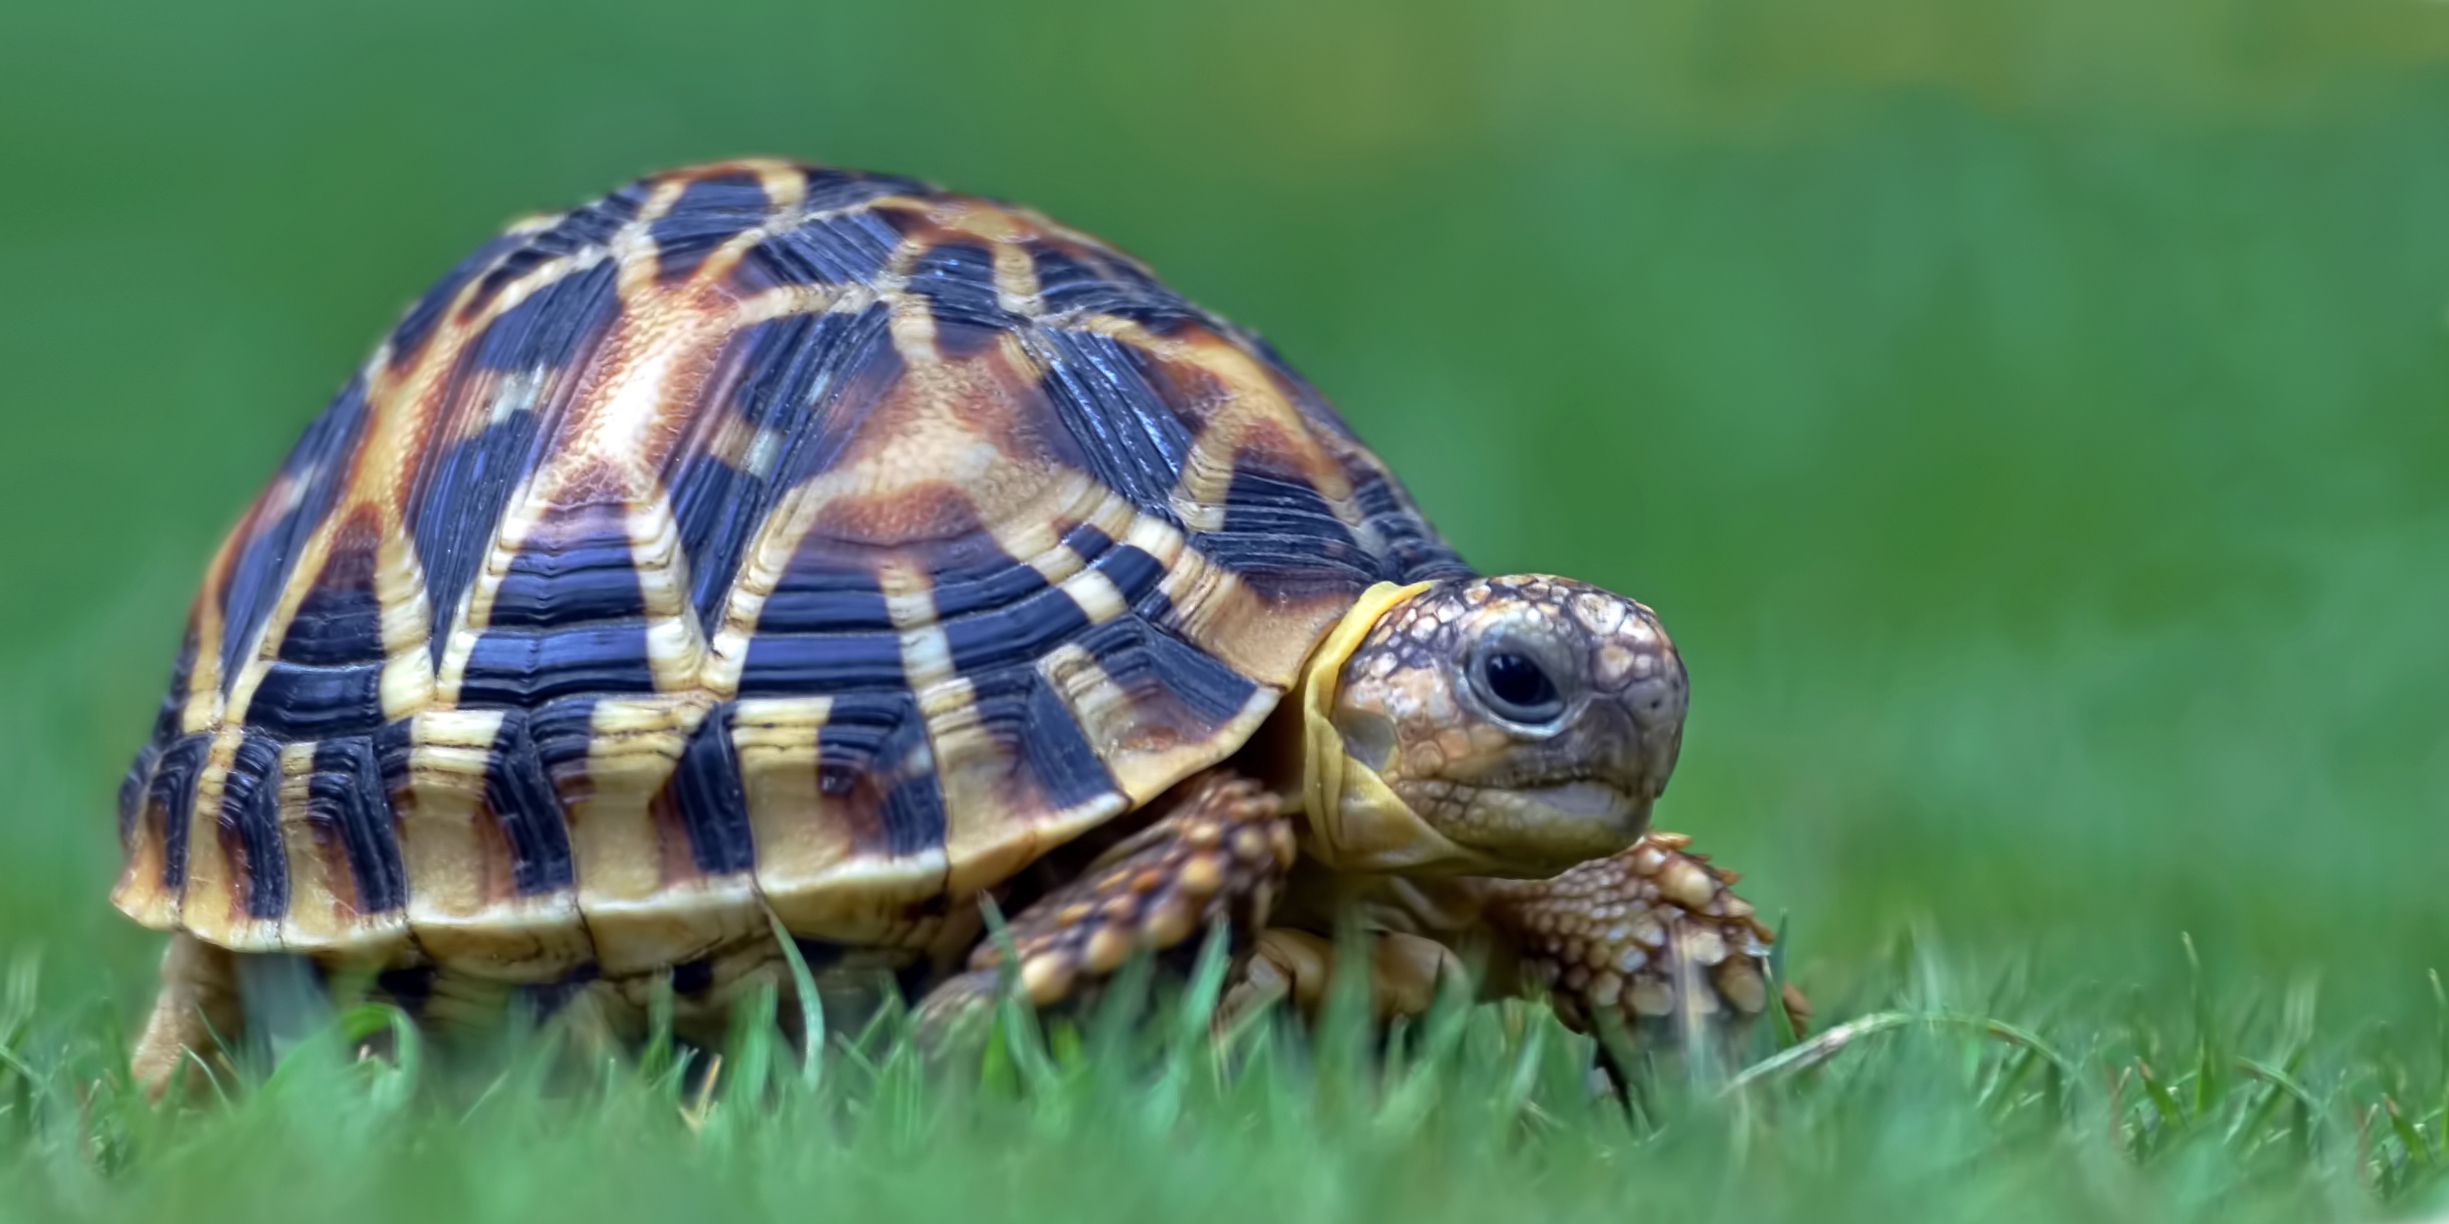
<box><xmin>302</xmin><ymin>736</ymin><xmax>407</xmax><ymax>916</ymax></box>
<box><xmin>458</xmin><ymin>622</ymin><xmax>660</xmax><ymax>708</ymax></box>
<box><xmin>905</xmin><ymin>240</ymin><xmax>1009</xmax><ymax>318</ymax></box>
<box><xmin>212</xmin><ymin>371</ymin><xmax>377</xmax><ymax>696</ymax></box>
<box><xmin>483</xmin><ymin>708</ymin><xmax>579</xmax><ymax>900</ymax></box>
<box><xmin>669</xmin><ymin>702</ymin><xmax>757</xmax><ymax>877</ymax></box>
<box><xmin>466</xmin><ymin>258</ymin><xmax>620</xmax><ymax>374</ymax></box>
<box><xmin>217</xmin><ymin>731</ymin><xmax>291</xmax><ymax>924</ymax></box>
<box><xmin>730</xmin><ymin>212</ymin><xmax>905</xmax><ymax>293</ymax></box>
<box><xmin>648</xmin><ymin>171</ymin><xmax>774</xmax><ymax>285</ymax></box>
<box><xmin>115</xmin><ymin>159</ymin><xmax>1469</xmax><ymax>974</ymax></box>
<box><xmin>147</xmin><ymin>734</ymin><xmax>210</xmax><ymax>877</ymax></box>
<box><xmin>488</xmin><ymin>500</ymin><xmax>652</xmax><ymax>629</ymax></box>
<box><xmin>807</xmin><ymin>691</ymin><xmax>946</xmax><ymax>861</ymax></box>
<box><xmin>1027</xmin><ymin>326</ymin><xmax>1197</xmax><ymax>512</ymax></box>
<box><xmin>246</xmin><ymin>658</ymin><xmax>387</xmax><ymax>742</ymax></box>
<box><xmin>410</xmin><ymin>404</ymin><xmax>551</xmax><ymax>668</ymax></box>
<box><xmin>276</xmin><ymin>508</ymin><xmax>387</xmax><ymax>666</ymax></box>
<box><xmin>461</xmin><ymin>191</ymin><xmax>639</xmax><ymax>320</ymax></box>
<box><xmin>389</xmin><ymin>231</ymin><xmax>529</xmax><ymax>372</ymax></box>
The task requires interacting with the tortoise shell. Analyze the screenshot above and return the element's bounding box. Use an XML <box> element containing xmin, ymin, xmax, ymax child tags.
<box><xmin>114</xmin><ymin>159</ymin><xmax>1470</xmax><ymax>979</ymax></box>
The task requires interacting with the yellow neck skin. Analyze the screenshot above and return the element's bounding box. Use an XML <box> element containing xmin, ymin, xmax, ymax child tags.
<box><xmin>1295</xmin><ymin>581</ymin><xmax>1507</xmax><ymax>876</ymax></box>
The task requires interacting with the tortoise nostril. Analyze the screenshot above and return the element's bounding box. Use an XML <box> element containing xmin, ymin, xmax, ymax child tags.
<box><xmin>1623</xmin><ymin>674</ymin><xmax>1689</xmax><ymax>732</ymax></box>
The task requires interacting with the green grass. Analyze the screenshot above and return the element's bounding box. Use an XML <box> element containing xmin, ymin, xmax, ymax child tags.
<box><xmin>1</xmin><ymin>939</ymin><xmax>2444</xmax><ymax>1222</ymax></box>
<box><xmin>4</xmin><ymin>0</ymin><xmax>2448</xmax><ymax>1218</ymax></box>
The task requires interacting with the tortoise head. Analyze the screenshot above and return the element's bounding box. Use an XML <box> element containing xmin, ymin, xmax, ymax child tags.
<box><xmin>1293</xmin><ymin>576</ymin><xmax>1687</xmax><ymax>878</ymax></box>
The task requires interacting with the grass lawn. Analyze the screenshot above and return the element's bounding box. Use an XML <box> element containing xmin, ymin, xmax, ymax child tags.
<box><xmin>2</xmin><ymin>1</ymin><xmax>2445</xmax><ymax>1219</ymax></box>
<box><xmin>0</xmin><ymin>943</ymin><xmax>2443</xmax><ymax>1221</ymax></box>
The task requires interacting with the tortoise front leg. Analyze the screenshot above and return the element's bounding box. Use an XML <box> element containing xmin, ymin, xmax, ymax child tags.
<box><xmin>916</xmin><ymin>772</ymin><xmax>1297</xmax><ymax>1028</ymax></box>
<box><xmin>1474</xmin><ymin>832</ymin><xmax>1809</xmax><ymax>1050</ymax></box>
<box><xmin>1221</xmin><ymin>836</ymin><xmax>1808</xmax><ymax>1052</ymax></box>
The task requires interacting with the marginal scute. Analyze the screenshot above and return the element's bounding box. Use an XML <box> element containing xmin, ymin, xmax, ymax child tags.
<box><xmin>294</xmin><ymin>736</ymin><xmax>408</xmax><ymax>936</ymax></box>
<box><xmin>560</xmin><ymin>695</ymin><xmax>764</xmax><ymax>975</ymax></box>
<box><xmin>669</xmin><ymin>703</ymin><xmax>758</xmax><ymax>876</ymax></box>
<box><xmin>387</xmin><ymin>709</ymin><xmax>592</xmax><ymax>979</ymax></box>
<box><xmin>218</xmin><ymin>732</ymin><xmax>291</xmax><ymax>926</ymax></box>
<box><xmin>149</xmin><ymin>734</ymin><xmax>212</xmax><ymax>891</ymax></box>
<box><xmin>113</xmin><ymin>160</ymin><xmax>1470</xmax><ymax>975</ymax></box>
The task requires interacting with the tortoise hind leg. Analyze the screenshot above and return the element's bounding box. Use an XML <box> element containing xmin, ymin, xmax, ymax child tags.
<box><xmin>131</xmin><ymin>932</ymin><xmax>244</xmax><ymax>1099</ymax></box>
<box><xmin>1223</xmin><ymin>927</ymin><xmax>1465</xmax><ymax>1026</ymax></box>
<box><xmin>916</xmin><ymin>771</ymin><xmax>1296</xmax><ymax>1029</ymax></box>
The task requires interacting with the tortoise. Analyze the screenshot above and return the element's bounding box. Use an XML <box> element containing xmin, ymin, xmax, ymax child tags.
<box><xmin>115</xmin><ymin>159</ymin><xmax>1801</xmax><ymax>1089</ymax></box>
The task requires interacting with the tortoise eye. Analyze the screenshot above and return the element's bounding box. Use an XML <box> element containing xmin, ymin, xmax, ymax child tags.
<box><xmin>1475</xmin><ymin>650</ymin><xmax>1566</xmax><ymax>724</ymax></box>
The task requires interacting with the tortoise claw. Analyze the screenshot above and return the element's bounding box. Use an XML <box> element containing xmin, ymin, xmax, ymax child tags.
<box><xmin>1478</xmin><ymin>833</ymin><xmax>1808</xmax><ymax>1052</ymax></box>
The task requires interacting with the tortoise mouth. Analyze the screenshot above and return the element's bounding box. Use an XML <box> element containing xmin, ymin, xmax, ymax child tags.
<box><xmin>1521</xmin><ymin>779</ymin><xmax>1632</xmax><ymax>820</ymax></box>
<box><xmin>1439</xmin><ymin>776</ymin><xmax>1651</xmax><ymax>877</ymax></box>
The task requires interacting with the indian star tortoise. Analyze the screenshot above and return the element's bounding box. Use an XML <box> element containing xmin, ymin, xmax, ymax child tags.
<box><xmin>113</xmin><ymin>160</ymin><xmax>1806</xmax><ymax>1090</ymax></box>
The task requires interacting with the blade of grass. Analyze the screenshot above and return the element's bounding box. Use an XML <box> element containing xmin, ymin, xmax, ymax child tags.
<box><xmin>974</xmin><ymin>895</ymin><xmax>1058</xmax><ymax>1097</ymax></box>
<box><xmin>766</xmin><ymin>907</ymin><xmax>826</xmax><ymax>1093</ymax></box>
<box><xmin>1765</xmin><ymin>912</ymin><xmax>1801</xmax><ymax>1052</ymax></box>
<box><xmin>2136</xmin><ymin>1059</ymin><xmax>2186</xmax><ymax>1139</ymax></box>
<box><xmin>2384</xmin><ymin>1096</ymin><xmax>2435</xmax><ymax>1171</ymax></box>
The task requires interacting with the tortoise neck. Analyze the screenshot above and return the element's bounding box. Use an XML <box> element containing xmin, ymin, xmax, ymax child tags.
<box><xmin>1280</xmin><ymin>581</ymin><xmax>1503</xmax><ymax>876</ymax></box>
<box><xmin>1246</xmin><ymin>686</ymin><xmax>1314</xmax><ymax>812</ymax></box>
<box><xmin>1281</xmin><ymin>580</ymin><xmax>1427</xmax><ymax>834</ymax></box>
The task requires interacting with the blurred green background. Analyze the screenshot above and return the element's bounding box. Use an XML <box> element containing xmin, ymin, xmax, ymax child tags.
<box><xmin>1</xmin><ymin>0</ymin><xmax>2443</xmax><ymax>1027</ymax></box>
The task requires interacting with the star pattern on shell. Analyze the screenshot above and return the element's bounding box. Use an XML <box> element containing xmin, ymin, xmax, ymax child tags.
<box><xmin>112</xmin><ymin>159</ymin><xmax>1471</xmax><ymax>981</ymax></box>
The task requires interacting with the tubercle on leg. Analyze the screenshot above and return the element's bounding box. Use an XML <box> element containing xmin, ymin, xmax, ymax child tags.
<box><xmin>1475</xmin><ymin>832</ymin><xmax>1811</xmax><ymax>1039</ymax></box>
<box><xmin>925</xmin><ymin>772</ymin><xmax>1297</xmax><ymax>1023</ymax></box>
